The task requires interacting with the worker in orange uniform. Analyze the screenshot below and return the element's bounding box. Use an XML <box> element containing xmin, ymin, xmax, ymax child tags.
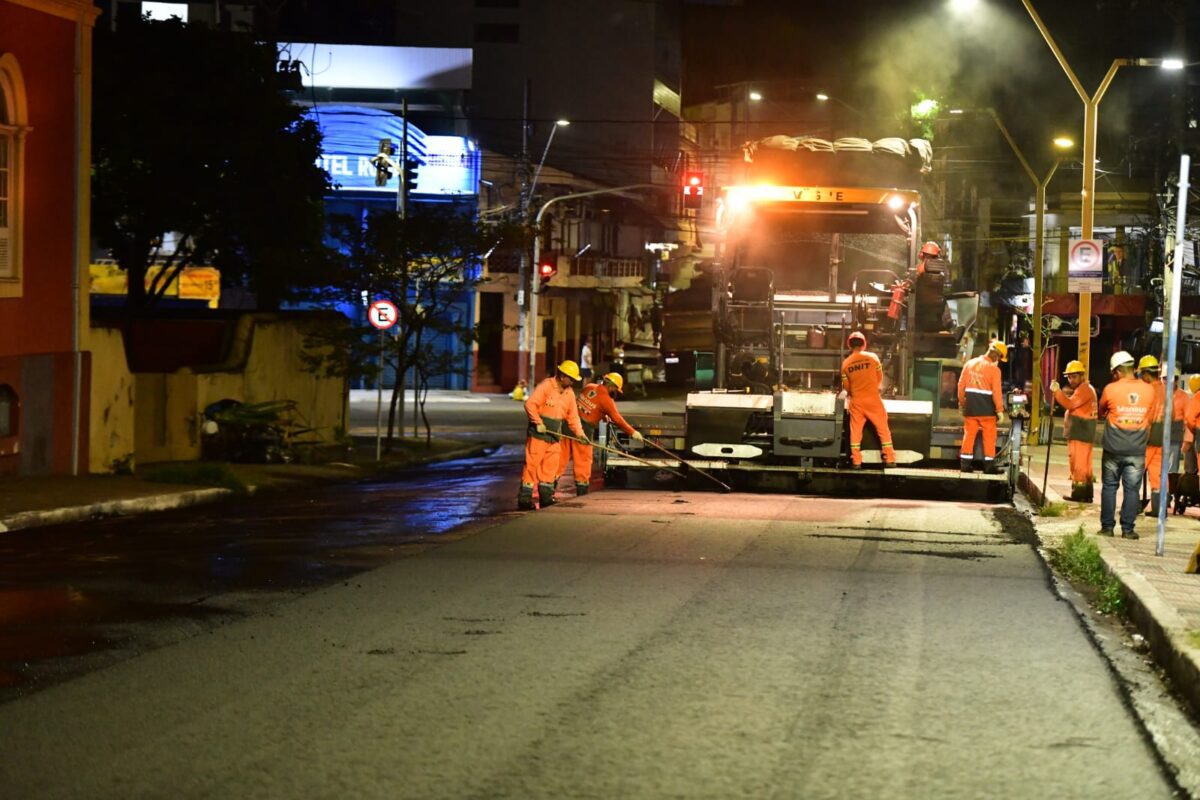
<box><xmin>1049</xmin><ymin>360</ymin><xmax>1097</xmax><ymax>502</ymax></box>
<box><xmin>957</xmin><ymin>340</ymin><xmax>1007</xmax><ymax>473</ymax></box>
<box><xmin>1137</xmin><ymin>356</ymin><xmax>1168</xmax><ymax>515</ymax></box>
<box><xmin>840</xmin><ymin>331</ymin><xmax>896</xmax><ymax>468</ymax></box>
<box><xmin>559</xmin><ymin>372</ymin><xmax>644</xmax><ymax>495</ymax></box>
<box><xmin>519</xmin><ymin>360</ymin><xmax>585</xmax><ymax>511</ymax></box>
<box><xmin>1098</xmin><ymin>351</ymin><xmax>1159</xmax><ymax>538</ymax></box>
<box><xmin>1183</xmin><ymin>375</ymin><xmax>1200</xmax><ymax>475</ymax></box>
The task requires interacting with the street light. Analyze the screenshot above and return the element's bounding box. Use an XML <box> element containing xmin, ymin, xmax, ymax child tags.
<box><xmin>527</xmin><ymin>184</ymin><xmax>658</xmax><ymax>382</ymax></box>
<box><xmin>517</xmin><ymin>118</ymin><xmax>570</xmax><ymax>385</ymax></box>
<box><xmin>1020</xmin><ymin>0</ymin><xmax>1183</xmax><ymax>376</ymax></box>
<box><xmin>814</xmin><ymin>92</ymin><xmax>867</xmax><ymax>120</ymax></box>
<box><xmin>945</xmin><ymin>107</ymin><xmax>1073</xmax><ymax>435</ymax></box>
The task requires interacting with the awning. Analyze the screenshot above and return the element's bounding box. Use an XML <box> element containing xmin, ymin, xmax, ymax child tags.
<box><xmin>1042</xmin><ymin>293</ymin><xmax>1145</xmax><ymax>317</ymax></box>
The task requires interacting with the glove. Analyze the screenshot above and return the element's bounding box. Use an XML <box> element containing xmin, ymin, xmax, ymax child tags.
<box><xmin>1049</xmin><ymin>381</ymin><xmax>1061</xmax><ymax>393</ymax></box>
<box><xmin>535</xmin><ymin>423</ymin><xmax>547</xmax><ymax>434</ymax></box>
<box><xmin>997</xmin><ymin>412</ymin><xmax>1006</xmax><ymax>425</ymax></box>
<box><xmin>632</xmin><ymin>430</ymin><xmax>644</xmax><ymax>441</ymax></box>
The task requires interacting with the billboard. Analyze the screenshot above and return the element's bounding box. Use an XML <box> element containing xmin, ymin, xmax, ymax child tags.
<box><xmin>305</xmin><ymin>105</ymin><xmax>479</xmax><ymax>197</ymax></box>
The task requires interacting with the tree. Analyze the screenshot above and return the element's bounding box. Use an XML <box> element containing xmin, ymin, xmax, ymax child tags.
<box><xmin>302</xmin><ymin>206</ymin><xmax>519</xmax><ymax>448</ymax></box>
<box><xmin>92</xmin><ymin>18</ymin><xmax>331</xmax><ymax>309</ymax></box>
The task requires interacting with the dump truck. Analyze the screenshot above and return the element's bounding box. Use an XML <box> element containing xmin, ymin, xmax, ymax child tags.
<box><xmin>605</xmin><ymin>136</ymin><xmax>1025</xmax><ymax>501</ymax></box>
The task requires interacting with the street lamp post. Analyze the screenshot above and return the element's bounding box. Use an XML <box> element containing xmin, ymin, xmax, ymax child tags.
<box><xmin>516</xmin><ymin>119</ymin><xmax>569</xmax><ymax>386</ymax></box>
<box><xmin>1020</xmin><ymin>0</ymin><xmax>1182</xmax><ymax>377</ymax></box>
<box><xmin>945</xmin><ymin>108</ymin><xmax>1071</xmax><ymax>436</ymax></box>
<box><xmin>528</xmin><ymin>184</ymin><xmax>658</xmax><ymax>383</ymax></box>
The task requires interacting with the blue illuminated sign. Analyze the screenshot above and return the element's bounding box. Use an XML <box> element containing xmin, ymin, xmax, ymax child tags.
<box><xmin>304</xmin><ymin>104</ymin><xmax>479</xmax><ymax>197</ymax></box>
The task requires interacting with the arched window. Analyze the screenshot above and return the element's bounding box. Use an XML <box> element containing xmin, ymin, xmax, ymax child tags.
<box><xmin>0</xmin><ymin>53</ymin><xmax>29</xmax><ymax>297</ymax></box>
<box><xmin>0</xmin><ymin>384</ymin><xmax>16</xmax><ymax>439</ymax></box>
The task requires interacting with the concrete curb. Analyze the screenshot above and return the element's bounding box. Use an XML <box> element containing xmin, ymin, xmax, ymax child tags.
<box><xmin>0</xmin><ymin>488</ymin><xmax>234</xmax><ymax>533</ymax></box>
<box><xmin>1097</xmin><ymin>538</ymin><xmax>1200</xmax><ymax>719</ymax></box>
<box><xmin>1018</xmin><ymin>466</ymin><xmax>1066</xmax><ymax>508</ymax></box>
<box><xmin>1020</xmin><ymin>466</ymin><xmax>1200</xmax><ymax>721</ymax></box>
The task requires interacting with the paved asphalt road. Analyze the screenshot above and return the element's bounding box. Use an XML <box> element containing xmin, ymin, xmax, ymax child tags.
<box><xmin>0</xmin><ymin>474</ymin><xmax>1176</xmax><ymax>798</ymax></box>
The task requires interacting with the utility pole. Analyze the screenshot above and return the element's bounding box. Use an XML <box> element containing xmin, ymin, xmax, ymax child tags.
<box><xmin>516</xmin><ymin>81</ymin><xmax>532</xmax><ymax>387</ymax></box>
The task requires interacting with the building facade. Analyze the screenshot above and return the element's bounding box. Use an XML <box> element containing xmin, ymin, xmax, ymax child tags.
<box><xmin>0</xmin><ymin>0</ymin><xmax>98</xmax><ymax>475</ymax></box>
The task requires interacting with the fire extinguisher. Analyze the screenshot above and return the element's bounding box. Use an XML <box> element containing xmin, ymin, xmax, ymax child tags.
<box><xmin>887</xmin><ymin>280</ymin><xmax>911</xmax><ymax>321</ymax></box>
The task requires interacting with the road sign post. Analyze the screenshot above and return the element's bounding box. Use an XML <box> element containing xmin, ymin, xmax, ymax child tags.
<box><xmin>1067</xmin><ymin>239</ymin><xmax>1104</xmax><ymax>372</ymax></box>
<box><xmin>368</xmin><ymin>300</ymin><xmax>399</xmax><ymax>461</ymax></box>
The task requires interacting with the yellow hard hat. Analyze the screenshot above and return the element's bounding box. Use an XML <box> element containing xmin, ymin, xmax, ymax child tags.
<box><xmin>557</xmin><ymin>360</ymin><xmax>582</xmax><ymax>382</ymax></box>
<box><xmin>989</xmin><ymin>341</ymin><xmax>1008</xmax><ymax>362</ymax></box>
<box><xmin>1138</xmin><ymin>355</ymin><xmax>1160</xmax><ymax>371</ymax></box>
<box><xmin>1063</xmin><ymin>360</ymin><xmax>1086</xmax><ymax>376</ymax></box>
<box><xmin>1190</xmin><ymin>375</ymin><xmax>1200</xmax><ymax>394</ymax></box>
<box><xmin>602</xmin><ymin>372</ymin><xmax>624</xmax><ymax>393</ymax></box>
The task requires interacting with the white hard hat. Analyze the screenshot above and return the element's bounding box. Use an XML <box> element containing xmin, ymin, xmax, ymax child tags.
<box><xmin>1109</xmin><ymin>351</ymin><xmax>1135</xmax><ymax>371</ymax></box>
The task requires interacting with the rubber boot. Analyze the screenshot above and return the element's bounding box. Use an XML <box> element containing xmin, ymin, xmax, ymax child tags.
<box><xmin>1082</xmin><ymin>481</ymin><xmax>1094</xmax><ymax>504</ymax></box>
<box><xmin>538</xmin><ymin>482</ymin><xmax>557</xmax><ymax>508</ymax></box>
<box><xmin>1144</xmin><ymin>491</ymin><xmax>1161</xmax><ymax>517</ymax></box>
<box><xmin>960</xmin><ymin>459</ymin><xmax>974</xmax><ymax>474</ymax></box>
<box><xmin>575</xmin><ymin>482</ymin><xmax>589</xmax><ymax>496</ymax></box>
<box><xmin>517</xmin><ymin>484</ymin><xmax>536</xmax><ymax>511</ymax></box>
<box><xmin>1071</xmin><ymin>482</ymin><xmax>1093</xmax><ymax>504</ymax></box>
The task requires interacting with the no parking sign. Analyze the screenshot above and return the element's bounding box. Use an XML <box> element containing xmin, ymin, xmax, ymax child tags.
<box><xmin>1067</xmin><ymin>239</ymin><xmax>1104</xmax><ymax>293</ymax></box>
<box><xmin>368</xmin><ymin>299</ymin><xmax>398</xmax><ymax>330</ymax></box>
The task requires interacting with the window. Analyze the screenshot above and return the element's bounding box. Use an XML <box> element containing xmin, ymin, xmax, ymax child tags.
<box><xmin>0</xmin><ymin>54</ymin><xmax>28</xmax><ymax>297</ymax></box>
<box><xmin>474</xmin><ymin>23</ymin><xmax>519</xmax><ymax>43</ymax></box>
<box><xmin>0</xmin><ymin>384</ymin><xmax>16</xmax><ymax>439</ymax></box>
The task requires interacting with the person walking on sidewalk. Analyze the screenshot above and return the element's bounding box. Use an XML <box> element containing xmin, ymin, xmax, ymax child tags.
<box><xmin>579</xmin><ymin>337</ymin><xmax>594</xmax><ymax>381</ymax></box>
<box><xmin>1097</xmin><ymin>351</ymin><xmax>1159</xmax><ymax>538</ymax></box>
<box><xmin>519</xmin><ymin>360</ymin><xmax>586</xmax><ymax>511</ymax></box>
<box><xmin>840</xmin><ymin>331</ymin><xmax>896</xmax><ymax>469</ymax></box>
<box><xmin>958</xmin><ymin>340</ymin><xmax>1007</xmax><ymax>473</ymax></box>
<box><xmin>1049</xmin><ymin>360</ymin><xmax>1097</xmax><ymax>502</ymax></box>
<box><xmin>559</xmin><ymin>372</ymin><xmax>643</xmax><ymax>495</ymax></box>
<box><xmin>1138</xmin><ymin>356</ymin><xmax>1168</xmax><ymax>515</ymax></box>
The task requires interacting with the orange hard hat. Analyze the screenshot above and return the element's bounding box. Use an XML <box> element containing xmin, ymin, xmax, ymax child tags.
<box><xmin>920</xmin><ymin>241</ymin><xmax>941</xmax><ymax>258</ymax></box>
<box><xmin>847</xmin><ymin>331</ymin><xmax>867</xmax><ymax>347</ymax></box>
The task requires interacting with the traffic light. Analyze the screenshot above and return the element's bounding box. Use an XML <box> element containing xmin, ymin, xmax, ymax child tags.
<box><xmin>370</xmin><ymin>138</ymin><xmax>395</xmax><ymax>187</ymax></box>
<box><xmin>402</xmin><ymin>157</ymin><xmax>420</xmax><ymax>200</ymax></box>
<box><xmin>682</xmin><ymin>171</ymin><xmax>704</xmax><ymax>210</ymax></box>
<box><xmin>538</xmin><ymin>257</ymin><xmax>557</xmax><ymax>287</ymax></box>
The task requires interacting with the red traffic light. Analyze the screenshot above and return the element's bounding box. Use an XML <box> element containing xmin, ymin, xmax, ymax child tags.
<box><xmin>538</xmin><ymin>261</ymin><xmax>556</xmax><ymax>280</ymax></box>
<box><xmin>682</xmin><ymin>171</ymin><xmax>704</xmax><ymax>209</ymax></box>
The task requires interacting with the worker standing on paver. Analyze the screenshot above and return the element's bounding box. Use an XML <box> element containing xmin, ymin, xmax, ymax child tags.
<box><xmin>559</xmin><ymin>372</ymin><xmax>643</xmax><ymax>495</ymax></box>
<box><xmin>1097</xmin><ymin>351</ymin><xmax>1158</xmax><ymax>538</ymax></box>
<box><xmin>1049</xmin><ymin>360</ymin><xmax>1097</xmax><ymax>502</ymax></box>
<box><xmin>1137</xmin><ymin>356</ymin><xmax>1167</xmax><ymax>515</ymax></box>
<box><xmin>958</xmin><ymin>341</ymin><xmax>1007</xmax><ymax>473</ymax></box>
<box><xmin>519</xmin><ymin>360</ymin><xmax>585</xmax><ymax>511</ymax></box>
<box><xmin>840</xmin><ymin>331</ymin><xmax>896</xmax><ymax>469</ymax></box>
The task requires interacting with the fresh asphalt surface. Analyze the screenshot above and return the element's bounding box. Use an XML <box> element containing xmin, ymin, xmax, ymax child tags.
<box><xmin>0</xmin><ymin>459</ymin><xmax>1178</xmax><ymax>798</ymax></box>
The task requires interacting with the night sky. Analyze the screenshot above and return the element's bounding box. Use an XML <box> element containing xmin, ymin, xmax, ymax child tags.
<box><xmin>683</xmin><ymin>0</ymin><xmax>1196</xmax><ymax>174</ymax></box>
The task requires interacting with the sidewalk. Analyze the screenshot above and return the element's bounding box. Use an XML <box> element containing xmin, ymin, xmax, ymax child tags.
<box><xmin>1022</xmin><ymin>441</ymin><xmax>1200</xmax><ymax>717</ymax></box>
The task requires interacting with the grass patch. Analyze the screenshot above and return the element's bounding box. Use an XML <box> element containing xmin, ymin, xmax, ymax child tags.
<box><xmin>1040</xmin><ymin>501</ymin><xmax>1068</xmax><ymax>517</ymax></box>
<box><xmin>1046</xmin><ymin>525</ymin><xmax>1126</xmax><ymax>615</ymax></box>
<box><xmin>142</xmin><ymin>462</ymin><xmax>249</xmax><ymax>494</ymax></box>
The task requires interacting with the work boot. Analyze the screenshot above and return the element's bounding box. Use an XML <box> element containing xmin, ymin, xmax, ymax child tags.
<box><xmin>517</xmin><ymin>484</ymin><xmax>535</xmax><ymax>511</ymax></box>
<box><xmin>537</xmin><ymin>482</ymin><xmax>557</xmax><ymax>508</ymax></box>
<box><xmin>984</xmin><ymin>460</ymin><xmax>1001</xmax><ymax>475</ymax></box>
<box><xmin>575</xmin><ymin>482</ymin><xmax>589</xmax><ymax>496</ymax></box>
<box><xmin>1097</xmin><ymin>527</ymin><xmax>1115</xmax><ymax>537</ymax></box>
<box><xmin>850</xmin><ymin>462</ymin><xmax>863</xmax><ymax>470</ymax></box>
<box><xmin>1071</xmin><ymin>482</ymin><xmax>1094</xmax><ymax>503</ymax></box>
<box><xmin>1144</xmin><ymin>491</ymin><xmax>1161</xmax><ymax>517</ymax></box>
<box><xmin>1122</xmin><ymin>529</ymin><xmax>1140</xmax><ymax>540</ymax></box>
<box><xmin>960</xmin><ymin>460</ymin><xmax>974</xmax><ymax>474</ymax></box>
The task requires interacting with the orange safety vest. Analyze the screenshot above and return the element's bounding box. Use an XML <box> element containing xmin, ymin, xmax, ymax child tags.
<box><xmin>958</xmin><ymin>355</ymin><xmax>1003</xmax><ymax>417</ymax></box>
